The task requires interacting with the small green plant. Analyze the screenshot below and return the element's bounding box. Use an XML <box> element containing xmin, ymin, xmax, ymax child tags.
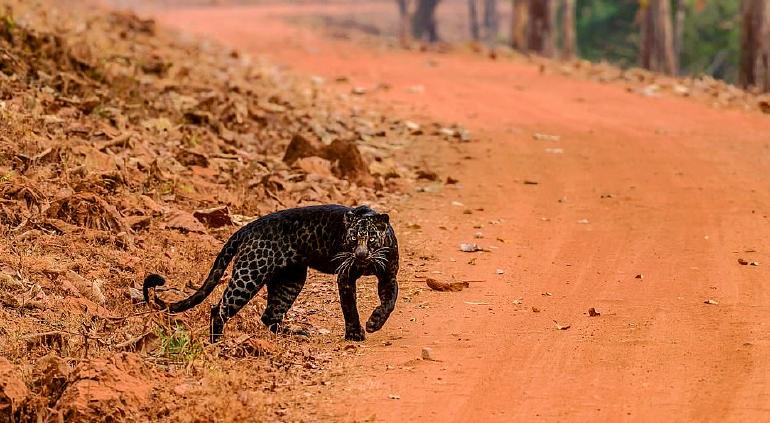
<box><xmin>155</xmin><ymin>323</ymin><xmax>203</xmax><ymax>363</ymax></box>
<box><xmin>2</xmin><ymin>12</ymin><xmax>16</xmax><ymax>33</ymax></box>
<box><xmin>183</xmin><ymin>133</ymin><xmax>200</xmax><ymax>148</ymax></box>
<box><xmin>176</xmin><ymin>182</ymin><xmax>194</xmax><ymax>194</ymax></box>
<box><xmin>90</xmin><ymin>104</ymin><xmax>110</xmax><ymax>119</ymax></box>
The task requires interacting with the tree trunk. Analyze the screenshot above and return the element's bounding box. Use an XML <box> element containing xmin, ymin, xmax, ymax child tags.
<box><xmin>412</xmin><ymin>0</ymin><xmax>441</xmax><ymax>42</ymax></box>
<box><xmin>527</xmin><ymin>0</ymin><xmax>555</xmax><ymax>57</ymax></box>
<box><xmin>639</xmin><ymin>0</ymin><xmax>677</xmax><ymax>75</ymax></box>
<box><xmin>561</xmin><ymin>0</ymin><xmax>576</xmax><ymax>59</ymax></box>
<box><xmin>397</xmin><ymin>0</ymin><xmax>411</xmax><ymax>46</ymax></box>
<box><xmin>468</xmin><ymin>0</ymin><xmax>480</xmax><ymax>41</ymax></box>
<box><xmin>740</xmin><ymin>0</ymin><xmax>770</xmax><ymax>91</ymax></box>
<box><xmin>483</xmin><ymin>0</ymin><xmax>499</xmax><ymax>48</ymax></box>
<box><xmin>510</xmin><ymin>0</ymin><xmax>529</xmax><ymax>50</ymax></box>
<box><xmin>673</xmin><ymin>0</ymin><xmax>685</xmax><ymax>72</ymax></box>
<box><xmin>640</xmin><ymin>2</ymin><xmax>650</xmax><ymax>67</ymax></box>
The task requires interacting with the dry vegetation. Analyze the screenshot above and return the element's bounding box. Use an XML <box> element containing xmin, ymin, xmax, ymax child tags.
<box><xmin>0</xmin><ymin>1</ymin><xmax>459</xmax><ymax>420</ymax></box>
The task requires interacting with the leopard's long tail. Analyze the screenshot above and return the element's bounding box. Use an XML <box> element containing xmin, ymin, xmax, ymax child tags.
<box><xmin>143</xmin><ymin>230</ymin><xmax>245</xmax><ymax>313</ymax></box>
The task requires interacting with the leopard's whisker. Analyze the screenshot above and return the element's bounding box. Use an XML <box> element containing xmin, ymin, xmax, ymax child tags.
<box><xmin>335</xmin><ymin>255</ymin><xmax>346</xmax><ymax>273</ymax></box>
<box><xmin>342</xmin><ymin>256</ymin><xmax>354</xmax><ymax>277</ymax></box>
<box><xmin>333</xmin><ymin>252</ymin><xmax>351</xmax><ymax>263</ymax></box>
<box><xmin>373</xmin><ymin>257</ymin><xmax>387</xmax><ymax>272</ymax></box>
<box><xmin>336</xmin><ymin>255</ymin><xmax>353</xmax><ymax>274</ymax></box>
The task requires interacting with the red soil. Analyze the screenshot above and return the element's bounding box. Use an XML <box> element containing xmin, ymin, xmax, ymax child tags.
<box><xmin>155</xmin><ymin>4</ymin><xmax>770</xmax><ymax>421</ymax></box>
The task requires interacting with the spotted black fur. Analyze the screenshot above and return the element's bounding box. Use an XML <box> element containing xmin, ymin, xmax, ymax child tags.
<box><xmin>143</xmin><ymin>205</ymin><xmax>399</xmax><ymax>343</ymax></box>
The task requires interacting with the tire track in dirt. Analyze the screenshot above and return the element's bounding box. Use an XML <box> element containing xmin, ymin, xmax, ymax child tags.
<box><xmin>153</xmin><ymin>3</ymin><xmax>770</xmax><ymax>421</ymax></box>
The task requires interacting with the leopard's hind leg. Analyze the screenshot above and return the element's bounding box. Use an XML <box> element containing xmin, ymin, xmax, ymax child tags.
<box><xmin>261</xmin><ymin>264</ymin><xmax>308</xmax><ymax>336</ymax></box>
<box><xmin>209</xmin><ymin>258</ymin><xmax>269</xmax><ymax>343</ymax></box>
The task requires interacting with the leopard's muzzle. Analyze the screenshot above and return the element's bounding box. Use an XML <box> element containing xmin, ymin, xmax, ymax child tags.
<box><xmin>354</xmin><ymin>240</ymin><xmax>369</xmax><ymax>262</ymax></box>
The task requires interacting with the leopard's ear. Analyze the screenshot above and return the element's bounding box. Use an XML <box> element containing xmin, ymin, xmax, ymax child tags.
<box><xmin>344</xmin><ymin>210</ymin><xmax>356</xmax><ymax>226</ymax></box>
<box><xmin>373</xmin><ymin>213</ymin><xmax>390</xmax><ymax>229</ymax></box>
<box><xmin>353</xmin><ymin>205</ymin><xmax>375</xmax><ymax>216</ymax></box>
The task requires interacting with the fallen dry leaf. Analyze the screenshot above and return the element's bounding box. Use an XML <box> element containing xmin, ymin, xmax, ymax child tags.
<box><xmin>65</xmin><ymin>270</ymin><xmax>105</xmax><ymax>305</ymax></box>
<box><xmin>175</xmin><ymin>149</ymin><xmax>209</xmax><ymax>167</ymax></box>
<box><xmin>759</xmin><ymin>100</ymin><xmax>770</xmax><ymax>114</ymax></box>
<box><xmin>166</xmin><ymin>210</ymin><xmax>208</xmax><ymax>234</ymax></box>
<box><xmin>416</xmin><ymin>169</ymin><xmax>440</xmax><ymax>181</ymax></box>
<box><xmin>114</xmin><ymin>332</ymin><xmax>160</xmax><ymax>353</ymax></box>
<box><xmin>126</xmin><ymin>287</ymin><xmax>144</xmax><ymax>303</ymax></box>
<box><xmin>425</xmin><ymin>278</ymin><xmax>469</xmax><ymax>292</ymax></box>
<box><xmin>421</xmin><ymin>347</ymin><xmax>436</xmax><ymax>361</ymax></box>
<box><xmin>193</xmin><ymin>206</ymin><xmax>234</xmax><ymax>228</ymax></box>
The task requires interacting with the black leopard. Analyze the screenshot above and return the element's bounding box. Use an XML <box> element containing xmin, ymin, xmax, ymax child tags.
<box><xmin>143</xmin><ymin>205</ymin><xmax>399</xmax><ymax>343</ymax></box>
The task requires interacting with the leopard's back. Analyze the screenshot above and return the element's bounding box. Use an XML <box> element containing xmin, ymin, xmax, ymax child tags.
<box><xmin>237</xmin><ymin>204</ymin><xmax>350</xmax><ymax>272</ymax></box>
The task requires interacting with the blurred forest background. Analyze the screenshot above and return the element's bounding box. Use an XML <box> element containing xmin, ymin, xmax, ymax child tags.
<box><xmin>105</xmin><ymin>0</ymin><xmax>769</xmax><ymax>91</ymax></box>
<box><xmin>577</xmin><ymin>1</ymin><xmax>738</xmax><ymax>80</ymax></box>
<box><xmin>394</xmin><ymin>0</ymin><xmax>769</xmax><ymax>90</ymax></box>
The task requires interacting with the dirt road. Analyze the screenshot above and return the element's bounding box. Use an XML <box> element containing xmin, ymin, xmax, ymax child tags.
<box><xmin>152</xmin><ymin>4</ymin><xmax>770</xmax><ymax>421</ymax></box>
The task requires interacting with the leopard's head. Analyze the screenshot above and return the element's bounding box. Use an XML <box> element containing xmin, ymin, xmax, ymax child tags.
<box><xmin>335</xmin><ymin>206</ymin><xmax>391</xmax><ymax>274</ymax></box>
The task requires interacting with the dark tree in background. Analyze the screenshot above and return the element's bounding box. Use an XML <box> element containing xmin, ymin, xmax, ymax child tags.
<box><xmin>562</xmin><ymin>0</ymin><xmax>577</xmax><ymax>58</ymax></box>
<box><xmin>397</xmin><ymin>0</ymin><xmax>411</xmax><ymax>45</ymax></box>
<box><xmin>468</xmin><ymin>0</ymin><xmax>499</xmax><ymax>47</ymax></box>
<box><xmin>483</xmin><ymin>0</ymin><xmax>499</xmax><ymax>47</ymax></box>
<box><xmin>412</xmin><ymin>0</ymin><xmax>441</xmax><ymax>42</ymax></box>
<box><xmin>673</xmin><ymin>0</ymin><xmax>686</xmax><ymax>63</ymax></box>
<box><xmin>740</xmin><ymin>0</ymin><xmax>770</xmax><ymax>91</ymax></box>
<box><xmin>509</xmin><ymin>0</ymin><xmax>574</xmax><ymax>59</ymax></box>
<box><xmin>527</xmin><ymin>0</ymin><xmax>555</xmax><ymax>57</ymax></box>
<box><xmin>510</xmin><ymin>0</ymin><xmax>529</xmax><ymax>50</ymax></box>
<box><xmin>468</xmin><ymin>0</ymin><xmax>481</xmax><ymax>40</ymax></box>
<box><xmin>639</xmin><ymin>0</ymin><xmax>677</xmax><ymax>75</ymax></box>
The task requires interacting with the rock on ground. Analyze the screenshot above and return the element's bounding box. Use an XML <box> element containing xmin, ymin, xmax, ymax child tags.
<box><xmin>0</xmin><ymin>357</ymin><xmax>29</xmax><ymax>420</ymax></box>
<box><xmin>55</xmin><ymin>353</ymin><xmax>154</xmax><ymax>422</ymax></box>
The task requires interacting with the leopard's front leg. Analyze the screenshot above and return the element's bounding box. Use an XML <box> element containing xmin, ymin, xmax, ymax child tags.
<box><xmin>337</xmin><ymin>272</ymin><xmax>365</xmax><ymax>341</ymax></box>
<box><xmin>366</xmin><ymin>269</ymin><xmax>398</xmax><ymax>333</ymax></box>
